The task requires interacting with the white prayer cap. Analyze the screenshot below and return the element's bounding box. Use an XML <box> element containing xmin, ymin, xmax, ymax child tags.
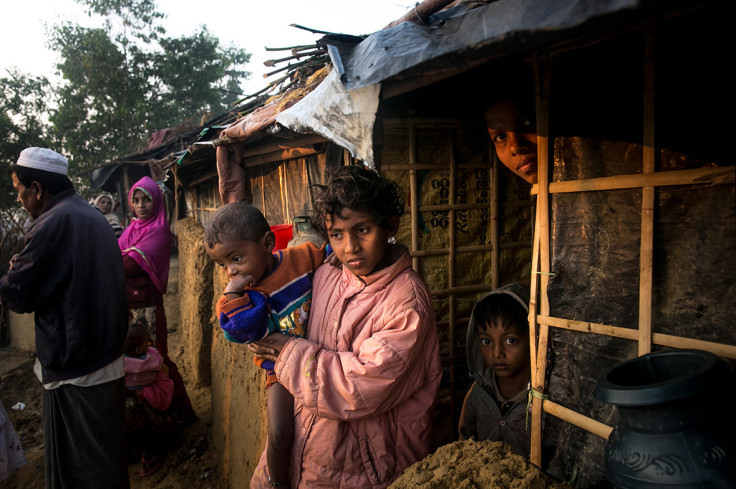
<box><xmin>16</xmin><ymin>147</ymin><xmax>69</xmax><ymax>176</ymax></box>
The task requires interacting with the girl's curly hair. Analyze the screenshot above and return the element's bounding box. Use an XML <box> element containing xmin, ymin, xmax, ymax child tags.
<box><xmin>310</xmin><ymin>165</ymin><xmax>404</xmax><ymax>234</ymax></box>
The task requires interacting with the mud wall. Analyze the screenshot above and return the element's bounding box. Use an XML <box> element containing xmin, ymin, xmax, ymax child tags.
<box><xmin>177</xmin><ymin>218</ymin><xmax>215</xmax><ymax>387</ymax></box>
<box><xmin>176</xmin><ymin>217</ymin><xmax>267</xmax><ymax>488</ymax></box>
<box><xmin>5</xmin><ymin>311</ymin><xmax>35</xmax><ymax>351</ymax></box>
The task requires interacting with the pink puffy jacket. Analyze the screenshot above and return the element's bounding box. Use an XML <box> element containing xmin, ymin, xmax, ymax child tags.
<box><xmin>251</xmin><ymin>246</ymin><xmax>442</xmax><ymax>488</ymax></box>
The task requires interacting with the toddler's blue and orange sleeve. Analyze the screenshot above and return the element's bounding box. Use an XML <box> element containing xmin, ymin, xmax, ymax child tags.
<box><xmin>216</xmin><ymin>289</ymin><xmax>271</xmax><ymax>343</ymax></box>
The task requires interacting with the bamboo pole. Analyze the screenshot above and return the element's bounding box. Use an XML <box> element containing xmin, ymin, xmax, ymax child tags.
<box><xmin>491</xmin><ymin>150</ymin><xmax>500</xmax><ymax>289</ymax></box>
<box><xmin>530</xmin><ymin>52</ymin><xmax>553</xmax><ymax>468</ymax></box>
<box><xmin>172</xmin><ymin>165</ymin><xmax>180</xmax><ymax>224</ymax></box>
<box><xmin>652</xmin><ymin>333</ymin><xmax>736</xmax><ymax>359</ymax></box>
<box><xmin>537</xmin><ymin>316</ymin><xmax>639</xmax><ymax>341</ymax></box>
<box><xmin>639</xmin><ymin>24</ymin><xmax>656</xmax><ymax>356</ymax></box>
<box><xmin>529</xmin><ymin>166</ymin><xmax>734</xmax><ymax>195</ymax></box>
<box><xmin>384</xmin><ymin>162</ymin><xmax>491</xmax><ymax>171</ymax></box>
<box><xmin>420</xmin><ymin>202</ymin><xmax>502</xmax><ymax>212</ymax></box>
<box><xmin>242</xmin><ymin>147</ymin><xmax>321</xmax><ymax>168</ymax></box>
<box><xmin>122</xmin><ymin>165</ymin><xmax>131</xmax><ymax>223</ymax></box>
<box><xmin>409</xmin><ymin>122</ymin><xmax>420</xmax><ymax>272</ymax></box>
<box><xmin>191</xmin><ymin>207</ymin><xmax>222</xmax><ymax>213</ymax></box>
<box><xmin>240</xmin><ymin>134</ymin><xmax>326</xmax><ymax>159</ymax></box>
<box><xmin>448</xmin><ymin>128</ymin><xmax>458</xmax><ymax>429</ymax></box>
<box><xmin>537</xmin><ymin>315</ymin><xmax>736</xmax><ymax>359</ymax></box>
<box><xmin>431</xmin><ymin>284</ymin><xmax>493</xmax><ymax>296</ymax></box>
<box><xmin>280</xmin><ymin>164</ymin><xmax>288</xmax><ymax>224</ymax></box>
<box><xmin>264</xmin><ymin>44</ymin><xmax>317</xmax><ymax>53</ymax></box>
<box><xmin>262</xmin><ymin>55</ymin><xmax>329</xmax><ymax>78</ymax></box>
<box><xmin>542</xmin><ymin>400</ymin><xmax>613</xmax><ymax>440</ymax></box>
<box><xmin>409</xmin><ymin>242</ymin><xmax>530</xmax><ymax>257</ymax></box>
<box><xmin>264</xmin><ymin>50</ymin><xmax>324</xmax><ymax>67</ymax></box>
<box><xmin>528</xmin><ymin>212</ymin><xmax>542</xmax><ymax>389</ymax></box>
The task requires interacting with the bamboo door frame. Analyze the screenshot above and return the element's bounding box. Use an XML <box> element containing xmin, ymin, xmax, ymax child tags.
<box><xmin>393</xmin><ymin>116</ymin><xmax>533</xmax><ymax>429</ymax></box>
<box><xmin>526</xmin><ymin>28</ymin><xmax>736</xmax><ymax>468</ymax></box>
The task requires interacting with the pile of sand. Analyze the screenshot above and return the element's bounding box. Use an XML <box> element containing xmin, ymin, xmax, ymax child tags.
<box><xmin>389</xmin><ymin>440</ymin><xmax>567</xmax><ymax>489</ymax></box>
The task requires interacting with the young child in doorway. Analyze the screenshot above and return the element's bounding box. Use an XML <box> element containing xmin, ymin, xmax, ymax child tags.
<box><xmin>458</xmin><ymin>282</ymin><xmax>533</xmax><ymax>457</ymax></box>
<box><xmin>123</xmin><ymin>322</ymin><xmax>176</xmax><ymax>476</ymax></box>
<box><xmin>203</xmin><ymin>202</ymin><xmax>328</xmax><ymax>486</ymax></box>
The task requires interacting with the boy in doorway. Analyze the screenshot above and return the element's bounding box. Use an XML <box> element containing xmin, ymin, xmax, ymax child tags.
<box><xmin>484</xmin><ymin>73</ymin><xmax>539</xmax><ymax>185</ymax></box>
<box><xmin>458</xmin><ymin>282</ymin><xmax>532</xmax><ymax>457</ymax></box>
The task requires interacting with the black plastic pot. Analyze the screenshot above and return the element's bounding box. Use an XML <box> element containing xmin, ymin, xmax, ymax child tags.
<box><xmin>594</xmin><ymin>349</ymin><xmax>735</xmax><ymax>489</ymax></box>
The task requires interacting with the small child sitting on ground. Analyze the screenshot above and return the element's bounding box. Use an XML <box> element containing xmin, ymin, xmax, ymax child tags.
<box><xmin>458</xmin><ymin>282</ymin><xmax>532</xmax><ymax>457</ymax></box>
<box><xmin>204</xmin><ymin>202</ymin><xmax>328</xmax><ymax>487</ymax></box>
<box><xmin>124</xmin><ymin>322</ymin><xmax>176</xmax><ymax>477</ymax></box>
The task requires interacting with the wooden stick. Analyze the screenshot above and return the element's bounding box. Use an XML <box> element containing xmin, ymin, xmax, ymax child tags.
<box><xmin>264</xmin><ymin>44</ymin><xmax>316</xmax><ymax>52</ymax></box>
<box><xmin>240</xmin><ymin>135</ymin><xmax>326</xmax><ymax>159</ymax></box>
<box><xmin>638</xmin><ymin>24</ymin><xmax>656</xmax><ymax>356</ymax></box>
<box><xmin>430</xmin><ymin>284</ymin><xmax>493</xmax><ymax>296</ymax></box>
<box><xmin>528</xmin><ymin>212</ymin><xmax>542</xmax><ymax>388</ymax></box>
<box><xmin>289</xmin><ymin>24</ymin><xmax>356</xmax><ymax>36</ymax></box>
<box><xmin>537</xmin><ymin>315</ymin><xmax>736</xmax><ymax>359</ymax></box>
<box><xmin>529</xmin><ymin>166</ymin><xmax>734</xmax><ymax>195</ymax></box>
<box><xmin>542</xmin><ymin>400</ymin><xmax>613</xmax><ymax>440</ymax></box>
<box><xmin>173</xmin><ymin>165</ymin><xmax>180</xmax><ymax>224</ymax></box>
<box><xmin>262</xmin><ymin>56</ymin><xmax>328</xmax><ymax>78</ymax></box>
<box><xmin>652</xmin><ymin>333</ymin><xmax>736</xmax><ymax>359</ymax></box>
<box><xmin>420</xmin><ymin>202</ymin><xmax>503</xmax><ymax>212</ymax></box>
<box><xmin>231</xmin><ymin>73</ymin><xmax>291</xmax><ymax>105</ymax></box>
<box><xmin>242</xmin><ymin>147</ymin><xmax>321</xmax><ymax>168</ymax></box>
<box><xmin>491</xmin><ymin>150</ymin><xmax>500</xmax><ymax>289</ymax></box>
<box><xmin>409</xmin><ymin>123</ymin><xmax>420</xmax><ymax>272</ymax></box>
<box><xmin>530</xmin><ymin>52</ymin><xmax>553</xmax><ymax>468</ymax></box>
<box><xmin>264</xmin><ymin>50</ymin><xmax>324</xmax><ymax>67</ymax></box>
<box><xmin>384</xmin><ymin>162</ymin><xmax>491</xmax><ymax>171</ymax></box>
<box><xmin>409</xmin><ymin>241</ymin><xmax>531</xmax><ymax>257</ymax></box>
<box><xmin>448</xmin><ymin>128</ymin><xmax>458</xmax><ymax>429</ymax></box>
<box><xmin>537</xmin><ymin>315</ymin><xmax>639</xmax><ymax>341</ymax></box>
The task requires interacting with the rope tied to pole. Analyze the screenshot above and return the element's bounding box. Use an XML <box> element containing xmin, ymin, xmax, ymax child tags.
<box><xmin>526</xmin><ymin>387</ymin><xmax>549</xmax><ymax>430</ymax></box>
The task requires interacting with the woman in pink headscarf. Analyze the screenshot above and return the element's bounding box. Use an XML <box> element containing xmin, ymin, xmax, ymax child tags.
<box><xmin>119</xmin><ymin>176</ymin><xmax>196</xmax><ymax>423</ymax></box>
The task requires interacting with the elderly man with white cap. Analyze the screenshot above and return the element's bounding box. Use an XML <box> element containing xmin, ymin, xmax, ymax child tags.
<box><xmin>0</xmin><ymin>148</ymin><xmax>130</xmax><ymax>488</ymax></box>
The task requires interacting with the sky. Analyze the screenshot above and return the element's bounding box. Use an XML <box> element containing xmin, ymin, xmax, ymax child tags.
<box><xmin>1</xmin><ymin>0</ymin><xmax>412</xmax><ymax>96</ymax></box>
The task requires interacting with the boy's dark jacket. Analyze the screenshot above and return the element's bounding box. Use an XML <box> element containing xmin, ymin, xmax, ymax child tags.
<box><xmin>0</xmin><ymin>190</ymin><xmax>128</xmax><ymax>382</ymax></box>
<box><xmin>458</xmin><ymin>282</ymin><xmax>532</xmax><ymax>457</ymax></box>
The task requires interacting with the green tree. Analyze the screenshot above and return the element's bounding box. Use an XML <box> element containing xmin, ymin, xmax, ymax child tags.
<box><xmin>0</xmin><ymin>68</ymin><xmax>54</xmax><ymax>209</ymax></box>
<box><xmin>0</xmin><ymin>69</ymin><xmax>54</xmax><ymax>268</ymax></box>
<box><xmin>49</xmin><ymin>0</ymin><xmax>251</xmax><ymax>170</ymax></box>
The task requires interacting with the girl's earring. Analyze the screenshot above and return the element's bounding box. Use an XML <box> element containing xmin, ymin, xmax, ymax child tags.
<box><xmin>388</xmin><ymin>236</ymin><xmax>396</xmax><ymax>244</ymax></box>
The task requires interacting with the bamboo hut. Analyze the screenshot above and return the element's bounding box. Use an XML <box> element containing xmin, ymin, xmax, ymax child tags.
<box><xmin>110</xmin><ymin>0</ymin><xmax>735</xmax><ymax>486</ymax></box>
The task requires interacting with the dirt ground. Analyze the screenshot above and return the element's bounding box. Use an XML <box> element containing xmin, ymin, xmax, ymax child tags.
<box><xmin>0</xmin><ymin>254</ymin><xmax>225</xmax><ymax>489</ymax></box>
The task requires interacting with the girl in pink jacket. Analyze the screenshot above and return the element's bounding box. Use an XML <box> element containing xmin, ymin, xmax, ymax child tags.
<box><xmin>248</xmin><ymin>166</ymin><xmax>442</xmax><ymax>489</ymax></box>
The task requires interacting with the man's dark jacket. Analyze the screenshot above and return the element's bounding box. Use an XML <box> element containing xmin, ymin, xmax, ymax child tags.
<box><xmin>0</xmin><ymin>189</ymin><xmax>128</xmax><ymax>382</ymax></box>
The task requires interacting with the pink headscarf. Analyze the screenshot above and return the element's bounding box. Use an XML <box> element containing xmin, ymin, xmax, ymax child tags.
<box><xmin>118</xmin><ymin>176</ymin><xmax>171</xmax><ymax>294</ymax></box>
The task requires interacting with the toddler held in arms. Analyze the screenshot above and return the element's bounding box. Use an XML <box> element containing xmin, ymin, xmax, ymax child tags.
<box><xmin>204</xmin><ymin>202</ymin><xmax>328</xmax><ymax>487</ymax></box>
